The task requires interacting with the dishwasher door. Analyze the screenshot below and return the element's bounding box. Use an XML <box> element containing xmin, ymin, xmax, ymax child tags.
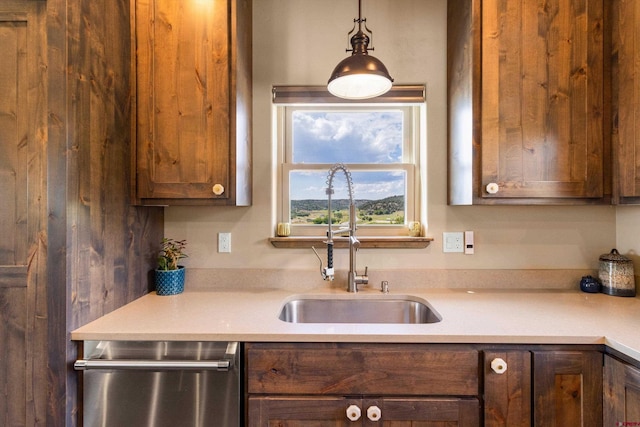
<box><xmin>75</xmin><ymin>341</ymin><xmax>240</xmax><ymax>427</ymax></box>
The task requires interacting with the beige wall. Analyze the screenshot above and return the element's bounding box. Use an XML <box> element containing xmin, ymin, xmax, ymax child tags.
<box><xmin>617</xmin><ymin>207</ymin><xmax>640</xmax><ymax>277</ymax></box>
<box><xmin>165</xmin><ymin>0</ymin><xmax>639</xmax><ymax>284</ymax></box>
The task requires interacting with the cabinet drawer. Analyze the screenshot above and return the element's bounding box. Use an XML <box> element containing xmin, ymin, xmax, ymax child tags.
<box><xmin>247</xmin><ymin>343</ymin><xmax>479</xmax><ymax>396</ymax></box>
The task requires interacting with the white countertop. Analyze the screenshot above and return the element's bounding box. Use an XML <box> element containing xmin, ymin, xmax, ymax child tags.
<box><xmin>71</xmin><ymin>287</ymin><xmax>640</xmax><ymax>361</ymax></box>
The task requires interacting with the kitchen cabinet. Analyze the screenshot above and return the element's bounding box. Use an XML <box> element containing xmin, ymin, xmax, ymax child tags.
<box><xmin>604</xmin><ymin>354</ymin><xmax>640</xmax><ymax>425</ymax></box>
<box><xmin>533</xmin><ymin>350</ymin><xmax>603</xmax><ymax>426</ymax></box>
<box><xmin>612</xmin><ymin>0</ymin><xmax>640</xmax><ymax>203</ymax></box>
<box><xmin>132</xmin><ymin>0</ymin><xmax>252</xmax><ymax>206</ymax></box>
<box><xmin>448</xmin><ymin>0</ymin><xmax>607</xmax><ymax>205</ymax></box>
<box><xmin>249</xmin><ymin>396</ymin><xmax>479</xmax><ymax>426</ymax></box>
<box><xmin>246</xmin><ymin>343</ymin><xmax>480</xmax><ymax>426</ymax></box>
<box><xmin>484</xmin><ymin>350</ymin><xmax>532</xmax><ymax>426</ymax></box>
<box><xmin>483</xmin><ymin>349</ymin><xmax>603</xmax><ymax>427</ymax></box>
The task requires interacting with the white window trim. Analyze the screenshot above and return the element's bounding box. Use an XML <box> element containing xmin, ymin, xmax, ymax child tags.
<box><xmin>272</xmin><ymin>85</ymin><xmax>427</xmax><ymax>238</ymax></box>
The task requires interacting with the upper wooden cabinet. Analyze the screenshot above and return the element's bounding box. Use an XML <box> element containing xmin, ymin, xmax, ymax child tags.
<box><xmin>612</xmin><ymin>0</ymin><xmax>640</xmax><ymax>203</ymax></box>
<box><xmin>132</xmin><ymin>0</ymin><xmax>252</xmax><ymax>206</ymax></box>
<box><xmin>448</xmin><ymin>0</ymin><xmax>608</xmax><ymax>204</ymax></box>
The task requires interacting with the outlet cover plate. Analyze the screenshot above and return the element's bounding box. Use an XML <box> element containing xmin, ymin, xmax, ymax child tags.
<box><xmin>443</xmin><ymin>232</ymin><xmax>464</xmax><ymax>253</ymax></box>
<box><xmin>218</xmin><ymin>232</ymin><xmax>231</xmax><ymax>253</ymax></box>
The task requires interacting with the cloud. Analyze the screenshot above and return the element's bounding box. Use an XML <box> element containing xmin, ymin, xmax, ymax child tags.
<box><xmin>292</xmin><ymin>111</ymin><xmax>403</xmax><ymax>163</ymax></box>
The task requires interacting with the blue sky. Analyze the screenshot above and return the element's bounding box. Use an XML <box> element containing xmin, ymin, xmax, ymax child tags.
<box><xmin>290</xmin><ymin>110</ymin><xmax>405</xmax><ymax>200</ymax></box>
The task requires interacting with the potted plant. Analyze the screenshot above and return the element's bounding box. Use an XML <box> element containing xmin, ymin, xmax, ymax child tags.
<box><xmin>155</xmin><ymin>238</ymin><xmax>188</xmax><ymax>295</ymax></box>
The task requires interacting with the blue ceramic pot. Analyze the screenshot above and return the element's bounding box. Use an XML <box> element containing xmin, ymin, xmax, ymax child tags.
<box><xmin>155</xmin><ymin>266</ymin><xmax>185</xmax><ymax>295</ymax></box>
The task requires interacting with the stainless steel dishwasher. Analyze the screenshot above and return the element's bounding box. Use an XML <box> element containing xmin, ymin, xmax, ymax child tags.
<box><xmin>75</xmin><ymin>341</ymin><xmax>241</xmax><ymax>427</ymax></box>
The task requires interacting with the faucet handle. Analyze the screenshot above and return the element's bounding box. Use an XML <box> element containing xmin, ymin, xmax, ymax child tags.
<box><xmin>355</xmin><ymin>266</ymin><xmax>369</xmax><ymax>287</ymax></box>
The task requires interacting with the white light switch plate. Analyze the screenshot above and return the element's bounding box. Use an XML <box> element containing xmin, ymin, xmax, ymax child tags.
<box><xmin>443</xmin><ymin>232</ymin><xmax>464</xmax><ymax>253</ymax></box>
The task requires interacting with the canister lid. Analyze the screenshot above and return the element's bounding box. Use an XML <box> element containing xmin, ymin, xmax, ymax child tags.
<box><xmin>599</xmin><ymin>248</ymin><xmax>631</xmax><ymax>263</ymax></box>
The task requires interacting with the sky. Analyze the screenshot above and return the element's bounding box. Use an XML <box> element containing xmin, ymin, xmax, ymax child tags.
<box><xmin>290</xmin><ymin>110</ymin><xmax>406</xmax><ymax>200</ymax></box>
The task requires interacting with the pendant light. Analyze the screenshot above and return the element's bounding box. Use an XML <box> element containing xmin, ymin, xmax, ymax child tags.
<box><xmin>327</xmin><ymin>0</ymin><xmax>394</xmax><ymax>99</ymax></box>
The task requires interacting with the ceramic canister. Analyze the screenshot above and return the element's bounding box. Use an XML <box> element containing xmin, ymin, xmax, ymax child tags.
<box><xmin>598</xmin><ymin>249</ymin><xmax>636</xmax><ymax>297</ymax></box>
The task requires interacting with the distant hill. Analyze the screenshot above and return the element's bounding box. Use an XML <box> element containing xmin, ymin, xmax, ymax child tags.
<box><xmin>292</xmin><ymin>195</ymin><xmax>404</xmax><ymax>216</ymax></box>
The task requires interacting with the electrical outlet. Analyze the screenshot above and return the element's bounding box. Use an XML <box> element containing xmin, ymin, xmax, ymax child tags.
<box><xmin>443</xmin><ymin>232</ymin><xmax>464</xmax><ymax>253</ymax></box>
<box><xmin>218</xmin><ymin>232</ymin><xmax>231</xmax><ymax>253</ymax></box>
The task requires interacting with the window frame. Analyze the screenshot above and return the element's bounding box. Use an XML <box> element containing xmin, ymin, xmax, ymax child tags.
<box><xmin>272</xmin><ymin>85</ymin><xmax>427</xmax><ymax>238</ymax></box>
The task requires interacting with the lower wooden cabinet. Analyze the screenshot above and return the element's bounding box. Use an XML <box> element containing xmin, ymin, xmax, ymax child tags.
<box><xmin>246</xmin><ymin>344</ymin><xmax>608</xmax><ymax>426</ymax></box>
<box><xmin>246</xmin><ymin>343</ymin><xmax>480</xmax><ymax>426</ymax></box>
<box><xmin>484</xmin><ymin>350</ymin><xmax>532</xmax><ymax>426</ymax></box>
<box><xmin>604</xmin><ymin>354</ymin><xmax>640</xmax><ymax>425</ymax></box>
<box><xmin>484</xmin><ymin>349</ymin><xmax>603</xmax><ymax>427</ymax></box>
<box><xmin>248</xmin><ymin>396</ymin><xmax>479</xmax><ymax>426</ymax></box>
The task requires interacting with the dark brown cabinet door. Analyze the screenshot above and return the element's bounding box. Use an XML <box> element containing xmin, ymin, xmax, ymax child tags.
<box><xmin>604</xmin><ymin>355</ymin><xmax>640</xmax><ymax>425</ymax></box>
<box><xmin>484</xmin><ymin>351</ymin><xmax>532</xmax><ymax>427</ymax></box>
<box><xmin>246</xmin><ymin>344</ymin><xmax>481</xmax><ymax>426</ymax></box>
<box><xmin>133</xmin><ymin>0</ymin><xmax>251</xmax><ymax>206</ymax></box>
<box><xmin>533</xmin><ymin>351</ymin><xmax>603</xmax><ymax>427</ymax></box>
<box><xmin>248</xmin><ymin>396</ymin><xmax>480</xmax><ymax>426</ymax></box>
<box><xmin>612</xmin><ymin>0</ymin><xmax>640</xmax><ymax>203</ymax></box>
<box><xmin>374</xmin><ymin>398</ymin><xmax>480</xmax><ymax>426</ymax></box>
<box><xmin>248</xmin><ymin>396</ymin><xmax>358</xmax><ymax>426</ymax></box>
<box><xmin>448</xmin><ymin>0</ymin><xmax>606</xmax><ymax>204</ymax></box>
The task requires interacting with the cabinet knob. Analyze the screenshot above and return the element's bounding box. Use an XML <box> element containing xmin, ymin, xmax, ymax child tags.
<box><xmin>212</xmin><ymin>184</ymin><xmax>225</xmax><ymax>195</ymax></box>
<box><xmin>486</xmin><ymin>182</ymin><xmax>499</xmax><ymax>194</ymax></box>
<box><xmin>491</xmin><ymin>357</ymin><xmax>508</xmax><ymax>374</ymax></box>
<box><xmin>367</xmin><ymin>405</ymin><xmax>382</xmax><ymax>421</ymax></box>
<box><xmin>346</xmin><ymin>404</ymin><xmax>361</xmax><ymax>421</ymax></box>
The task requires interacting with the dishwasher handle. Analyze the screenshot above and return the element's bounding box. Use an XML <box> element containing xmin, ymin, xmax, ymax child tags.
<box><xmin>74</xmin><ymin>358</ymin><xmax>233</xmax><ymax>371</ymax></box>
<box><xmin>75</xmin><ymin>342</ymin><xmax>238</xmax><ymax>372</ymax></box>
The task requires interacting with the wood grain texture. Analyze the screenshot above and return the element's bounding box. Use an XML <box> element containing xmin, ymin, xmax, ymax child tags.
<box><xmin>449</xmin><ymin>0</ymin><xmax>610</xmax><ymax>204</ymax></box>
<box><xmin>249</xmin><ymin>396</ymin><xmax>480</xmax><ymax>427</ymax></box>
<box><xmin>269</xmin><ymin>236</ymin><xmax>433</xmax><ymax>249</ymax></box>
<box><xmin>0</xmin><ymin>3</ymin><xmax>47</xmax><ymax>426</ymax></box>
<box><xmin>481</xmin><ymin>0</ymin><xmax>605</xmax><ymax>200</ymax></box>
<box><xmin>604</xmin><ymin>355</ymin><xmax>640</xmax><ymax>426</ymax></box>
<box><xmin>247</xmin><ymin>343</ymin><xmax>479</xmax><ymax>396</ymax></box>
<box><xmin>45</xmin><ymin>0</ymin><xmax>164</xmax><ymax>425</ymax></box>
<box><xmin>134</xmin><ymin>0</ymin><xmax>252</xmax><ymax>205</ymax></box>
<box><xmin>612</xmin><ymin>0</ymin><xmax>640</xmax><ymax>203</ymax></box>
<box><xmin>533</xmin><ymin>350</ymin><xmax>603</xmax><ymax>426</ymax></box>
<box><xmin>484</xmin><ymin>351</ymin><xmax>532</xmax><ymax>427</ymax></box>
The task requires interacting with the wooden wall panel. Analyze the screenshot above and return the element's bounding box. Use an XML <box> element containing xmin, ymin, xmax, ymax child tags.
<box><xmin>0</xmin><ymin>2</ymin><xmax>47</xmax><ymax>426</ymax></box>
<box><xmin>45</xmin><ymin>0</ymin><xmax>164</xmax><ymax>426</ymax></box>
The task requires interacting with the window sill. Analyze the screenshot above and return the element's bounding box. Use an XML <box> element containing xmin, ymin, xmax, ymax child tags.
<box><xmin>269</xmin><ymin>236</ymin><xmax>433</xmax><ymax>249</ymax></box>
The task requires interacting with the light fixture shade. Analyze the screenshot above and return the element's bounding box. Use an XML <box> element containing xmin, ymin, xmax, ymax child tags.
<box><xmin>327</xmin><ymin>53</ymin><xmax>393</xmax><ymax>99</ymax></box>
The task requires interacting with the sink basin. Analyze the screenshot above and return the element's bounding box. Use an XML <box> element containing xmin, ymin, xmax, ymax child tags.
<box><xmin>278</xmin><ymin>296</ymin><xmax>442</xmax><ymax>324</ymax></box>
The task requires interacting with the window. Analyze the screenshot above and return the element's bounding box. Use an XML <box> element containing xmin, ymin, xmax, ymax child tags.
<box><xmin>273</xmin><ymin>86</ymin><xmax>426</xmax><ymax>237</ymax></box>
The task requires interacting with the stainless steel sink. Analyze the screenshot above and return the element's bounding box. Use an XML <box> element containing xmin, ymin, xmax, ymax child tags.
<box><xmin>278</xmin><ymin>296</ymin><xmax>442</xmax><ymax>324</ymax></box>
